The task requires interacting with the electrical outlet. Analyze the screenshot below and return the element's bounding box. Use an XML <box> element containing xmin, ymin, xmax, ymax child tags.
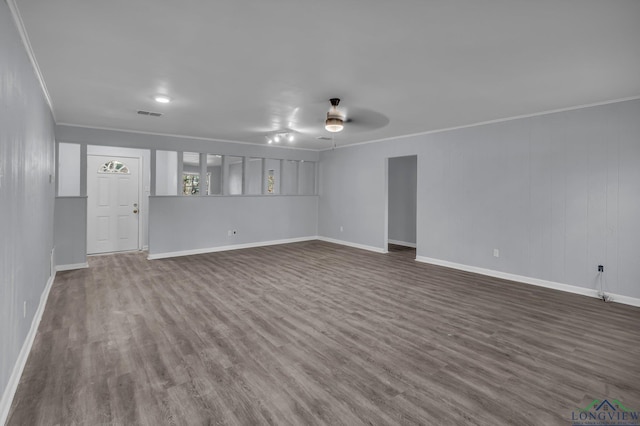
<box><xmin>493</xmin><ymin>249</ymin><xmax>500</xmax><ymax>258</ymax></box>
<box><xmin>232</xmin><ymin>230</ymin><xmax>237</xmax><ymax>235</ymax></box>
<box><xmin>598</xmin><ymin>265</ymin><xmax>604</xmax><ymax>272</ymax></box>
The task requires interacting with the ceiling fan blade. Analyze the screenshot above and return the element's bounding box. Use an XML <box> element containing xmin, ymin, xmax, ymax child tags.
<box><xmin>343</xmin><ymin>107</ymin><xmax>390</xmax><ymax>131</ymax></box>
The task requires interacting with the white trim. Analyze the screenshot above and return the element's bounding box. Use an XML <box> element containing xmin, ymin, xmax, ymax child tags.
<box><xmin>388</xmin><ymin>240</ymin><xmax>417</xmax><ymax>248</ymax></box>
<box><xmin>0</xmin><ymin>271</ymin><xmax>56</xmax><ymax>425</ymax></box>
<box><xmin>6</xmin><ymin>0</ymin><xmax>55</xmax><ymax>119</ymax></box>
<box><xmin>383</xmin><ymin>158</ymin><xmax>389</xmax><ymax>254</ymax></box>
<box><xmin>147</xmin><ymin>236</ymin><xmax>318</xmax><ymax>260</ymax></box>
<box><xmin>415</xmin><ymin>256</ymin><xmax>640</xmax><ymax>308</ymax></box>
<box><xmin>320</xmin><ymin>96</ymin><xmax>640</xmax><ymax>151</ymax></box>
<box><xmin>316</xmin><ymin>236</ymin><xmax>385</xmax><ymax>254</ymax></box>
<box><xmin>55</xmin><ymin>262</ymin><xmax>89</xmax><ymax>272</ymax></box>
<box><xmin>606</xmin><ymin>294</ymin><xmax>640</xmax><ymax>308</ymax></box>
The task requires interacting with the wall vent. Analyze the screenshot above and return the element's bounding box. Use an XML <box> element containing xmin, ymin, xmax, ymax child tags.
<box><xmin>137</xmin><ymin>110</ymin><xmax>163</xmax><ymax>117</ymax></box>
<box><xmin>316</xmin><ymin>136</ymin><xmax>332</xmax><ymax>140</ymax></box>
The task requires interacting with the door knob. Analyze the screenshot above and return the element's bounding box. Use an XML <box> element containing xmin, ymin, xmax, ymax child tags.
<box><xmin>133</xmin><ymin>209</ymin><xmax>138</xmax><ymax>214</ymax></box>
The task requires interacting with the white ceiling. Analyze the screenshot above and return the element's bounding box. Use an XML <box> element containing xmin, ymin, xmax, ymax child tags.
<box><xmin>14</xmin><ymin>0</ymin><xmax>640</xmax><ymax>150</ymax></box>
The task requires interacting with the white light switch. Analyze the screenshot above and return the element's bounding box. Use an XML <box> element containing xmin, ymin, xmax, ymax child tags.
<box><xmin>493</xmin><ymin>249</ymin><xmax>500</xmax><ymax>258</ymax></box>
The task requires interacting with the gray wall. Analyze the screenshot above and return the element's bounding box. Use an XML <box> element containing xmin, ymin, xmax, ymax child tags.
<box><xmin>148</xmin><ymin>196</ymin><xmax>318</xmax><ymax>256</ymax></box>
<box><xmin>54</xmin><ymin>125</ymin><xmax>319</xmax><ymax>263</ymax></box>
<box><xmin>0</xmin><ymin>1</ymin><xmax>56</xmax><ymax>415</ymax></box>
<box><xmin>54</xmin><ymin>197</ymin><xmax>87</xmax><ymax>267</ymax></box>
<box><xmin>388</xmin><ymin>156</ymin><xmax>417</xmax><ymax>245</ymax></box>
<box><xmin>319</xmin><ymin>99</ymin><xmax>640</xmax><ymax>299</ymax></box>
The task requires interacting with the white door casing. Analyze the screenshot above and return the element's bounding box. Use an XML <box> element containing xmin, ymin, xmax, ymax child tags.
<box><xmin>87</xmin><ymin>155</ymin><xmax>140</xmax><ymax>254</ymax></box>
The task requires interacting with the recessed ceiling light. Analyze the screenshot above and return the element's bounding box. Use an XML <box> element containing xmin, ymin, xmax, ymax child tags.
<box><xmin>154</xmin><ymin>95</ymin><xmax>172</xmax><ymax>104</ymax></box>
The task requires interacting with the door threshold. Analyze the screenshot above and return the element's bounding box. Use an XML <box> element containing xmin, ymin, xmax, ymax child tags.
<box><xmin>87</xmin><ymin>249</ymin><xmax>146</xmax><ymax>257</ymax></box>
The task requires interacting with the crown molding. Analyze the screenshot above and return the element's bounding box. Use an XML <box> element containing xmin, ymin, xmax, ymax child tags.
<box><xmin>6</xmin><ymin>0</ymin><xmax>56</xmax><ymax>120</ymax></box>
<box><xmin>320</xmin><ymin>95</ymin><xmax>640</xmax><ymax>152</ymax></box>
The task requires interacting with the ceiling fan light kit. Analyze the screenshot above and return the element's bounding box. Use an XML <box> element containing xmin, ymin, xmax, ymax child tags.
<box><xmin>325</xmin><ymin>117</ymin><xmax>344</xmax><ymax>132</ymax></box>
<box><xmin>325</xmin><ymin>98</ymin><xmax>345</xmax><ymax>132</ymax></box>
<box><xmin>266</xmin><ymin>131</ymin><xmax>294</xmax><ymax>145</ymax></box>
<box><xmin>153</xmin><ymin>94</ymin><xmax>172</xmax><ymax>103</ymax></box>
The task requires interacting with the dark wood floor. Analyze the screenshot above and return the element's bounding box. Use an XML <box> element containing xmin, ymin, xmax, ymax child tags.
<box><xmin>7</xmin><ymin>241</ymin><xmax>640</xmax><ymax>425</ymax></box>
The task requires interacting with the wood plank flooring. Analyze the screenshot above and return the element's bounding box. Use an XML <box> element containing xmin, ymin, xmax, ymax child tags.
<box><xmin>7</xmin><ymin>241</ymin><xmax>640</xmax><ymax>425</ymax></box>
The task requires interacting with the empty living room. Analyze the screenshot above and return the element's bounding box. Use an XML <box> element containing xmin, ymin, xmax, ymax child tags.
<box><xmin>1</xmin><ymin>1</ymin><xmax>639</xmax><ymax>425</ymax></box>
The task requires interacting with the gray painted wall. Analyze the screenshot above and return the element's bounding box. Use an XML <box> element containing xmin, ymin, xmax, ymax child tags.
<box><xmin>148</xmin><ymin>196</ymin><xmax>318</xmax><ymax>255</ymax></box>
<box><xmin>54</xmin><ymin>197</ymin><xmax>87</xmax><ymax>266</ymax></box>
<box><xmin>0</xmin><ymin>1</ymin><xmax>56</xmax><ymax>413</ymax></box>
<box><xmin>319</xmin><ymin>99</ymin><xmax>640</xmax><ymax>299</ymax></box>
<box><xmin>156</xmin><ymin>150</ymin><xmax>178</xmax><ymax>196</ymax></box>
<box><xmin>388</xmin><ymin>156</ymin><xmax>417</xmax><ymax>245</ymax></box>
<box><xmin>54</xmin><ymin>125</ymin><xmax>320</xmax><ymax>264</ymax></box>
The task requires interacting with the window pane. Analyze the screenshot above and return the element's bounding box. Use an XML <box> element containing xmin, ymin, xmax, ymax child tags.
<box><xmin>264</xmin><ymin>159</ymin><xmax>280</xmax><ymax>194</ymax></box>
<box><xmin>299</xmin><ymin>161</ymin><xmax>315</xmax><ymax>195</ymax></box>
<box><xmin>182</xmin><ymin>152</ymin><xmax>201</xmax><ymax>195</ymax></box>
<box><xmin>246</xmin><ymin>158</ymin><xmax>262</xmax><ymax>195</ymax></box>
<box><xmin>281</xmin><ymin>160</ymin><xmax>298</xmax><ymax>195</ymax></box>
<box><xmin>225</xmin><ymin>156</ymin><xmax>243</xmax><ymax>195</ymax></box>
<box><xmin>206</xmin><ymin>154</ymin><xmax>222</xmax><ymax>195</ymax></box>
<box><xmin>98</xmin><ymin>160</ymin><xmax>130</xmax><ymax>174</ymax></box>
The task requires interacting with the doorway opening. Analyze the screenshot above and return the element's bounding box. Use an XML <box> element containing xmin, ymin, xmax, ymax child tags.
<box><xmin>386</xmin><ymin>155</ymin><xmax>417</xmax><ymax>258</ymax></box>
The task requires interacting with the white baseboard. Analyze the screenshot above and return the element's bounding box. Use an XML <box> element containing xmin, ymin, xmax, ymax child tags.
<box><xmin>148</xmin><ymin>236</ymin><xmax>318</xmax><ymax>260</ymax></box>
<box><xmin>388</xmin><ymin>239</ymin><xmax>417</xmax><ymax>248</ymax></box>
<box><xmin>609</xmin><ymin>293</ymin><xmax>640</xmax><ymax>308</ymax></box>
<box><xmin>415</xmin><ymin>256</ymin><xmax>640</xmax><ymax>308</ymax></box>
<box><xmin>317</xmin><ymin>236</ymin><xmax>386</xmax><ymax>254</ymax></box>
<box><xmin>0</xmin><ymin>271</ymin><xmax>56</xmax><ymax>425</ymax></box>
<box><xmin>55</xmin><ymin>262</ymin><xmax>89</xmax><ymax>272</ymax></box>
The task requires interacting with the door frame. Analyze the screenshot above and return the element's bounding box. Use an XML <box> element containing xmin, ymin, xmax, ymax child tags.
<box><xmin>86</xmin><ymin>154</ymin><xmax>143</xmax><ymax>253</ymax></box>
<box><xmin>385</xmin><ymin>155</ymin><xmax>418</xmax><ymax>255</ymax></box>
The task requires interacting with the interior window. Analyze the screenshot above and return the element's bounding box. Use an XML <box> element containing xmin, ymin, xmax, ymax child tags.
<box><xmin>206</xmin><ymin>154</ymin><xmax>222</xmax><ymax>195</ymax></box>
<box><xmin>182</xmin><ymin>152</ymin><xmax>204</xmax><ymax>195</ymax></box>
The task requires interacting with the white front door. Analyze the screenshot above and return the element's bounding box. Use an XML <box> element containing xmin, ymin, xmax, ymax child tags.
<box><xmin>87</xmin><ymin>155</ymin><xmax>140</xmax><ymax>254</ymax></box>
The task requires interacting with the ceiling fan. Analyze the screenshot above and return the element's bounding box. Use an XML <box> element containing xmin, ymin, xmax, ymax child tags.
<box><xmin>282</xmin><ymin>98</ymin><xmax>389</xmax><ymax>147</ymax></box>
<box><xmin>322</xmin><ymin>98</ymin><xmax>389</xmax><ymax>134</ymax></box>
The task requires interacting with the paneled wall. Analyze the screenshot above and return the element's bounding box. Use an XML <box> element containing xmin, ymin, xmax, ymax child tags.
<box><xmin>319</xmin><ymin>99</ymin><xmax>640</xmax><ymax>300</ymax></box>
<box><xmin>0</xmin><ymin>2</ymin><xmax>56</xmax><ymax>420</ymax></box>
